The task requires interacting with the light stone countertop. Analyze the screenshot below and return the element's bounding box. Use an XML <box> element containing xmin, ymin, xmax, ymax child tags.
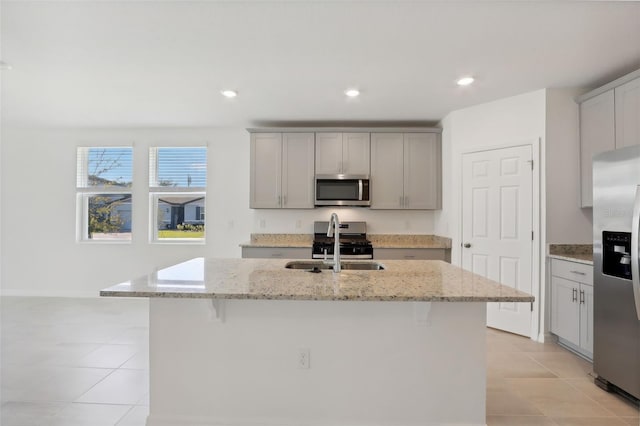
<box><xmin>240</xmin><ymin>234</ymin><xmax>451</xmax><ymax>249</ymax></box>
<box><xmin>548</xmin><ymin>244</ymin><xmax>593</xmax><ymax>265</ymax></box>
<box><xmin>100</xmin><ymin>258</ymin><xmax>533</xmax><ymax>302</ymax></box>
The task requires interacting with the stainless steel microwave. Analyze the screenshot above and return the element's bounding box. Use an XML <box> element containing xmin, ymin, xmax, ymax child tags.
<box><xmin>315</xmin><ymin>175</ymin><xmax>371</xmax><ymax>206</ymax></box>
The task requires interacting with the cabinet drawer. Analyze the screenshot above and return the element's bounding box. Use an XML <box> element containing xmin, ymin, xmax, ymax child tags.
<box><xmin>551</xmin><ymin>259</ymin><xmax>593</xmax><ymax>284</ymax></box>
<box><xmin>374</xmin><ymin>248</ymin><xmax>447</xmax><ymax>261</ymax></box>
<box><xmin>242</xmin><ymin>247</ymin><xmax>311</xmax><ymax>259</ymax></box>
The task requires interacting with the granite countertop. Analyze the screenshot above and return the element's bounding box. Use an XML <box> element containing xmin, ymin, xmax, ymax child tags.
<box><xmin>548</xmin><ymin>244</ymin><xmax>593</xmax><ymax>265</ymax></box>
<box><xmin>100</xmin><ymin>258</ymin><xmax>533</xmax><ymax>303</ymax></box>
<box><xmin>240</xmin><ymin>234</ymin><xmax>451</xmax><ymax>249</ymax></box>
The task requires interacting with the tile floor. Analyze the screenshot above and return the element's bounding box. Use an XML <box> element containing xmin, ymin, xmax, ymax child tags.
<box><xmin>1</xmin><ymin>297</ymin><xmax>639</xmax><ymax>426</ymax></box>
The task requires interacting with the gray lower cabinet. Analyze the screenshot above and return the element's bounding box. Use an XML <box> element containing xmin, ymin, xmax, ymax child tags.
<box><xmin>241</xmin><ymin>247</ymin><xmax>310</xmax><ymax>259</ymax></box>
<box><xmin>374</xmin><ymin>248</ymin><xmax>450</xmax><ymax>262</ymax></box>
<box><xmin>549</xmin><ymin>258</ymin><xmax>594</xmax><ymax>359</ymax></box>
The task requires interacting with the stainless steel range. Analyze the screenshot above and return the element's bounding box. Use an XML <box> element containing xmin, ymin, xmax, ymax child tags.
<box><xmin>312</xmin><ymin>221</ymin><xmax>373</xmax><ymax>260</ymax></box>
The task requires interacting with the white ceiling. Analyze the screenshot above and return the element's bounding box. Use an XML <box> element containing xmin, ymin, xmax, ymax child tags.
<box><xmin>2</xmin><ymin>1</ymin><xmax>640</xmax><ymax>128</ymax></box>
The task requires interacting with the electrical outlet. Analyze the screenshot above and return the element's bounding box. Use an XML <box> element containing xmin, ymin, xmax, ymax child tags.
<box><xmin>298</xmin><ymin>348</ymin><xmax>310</xmax><ymax>369</ymax></box>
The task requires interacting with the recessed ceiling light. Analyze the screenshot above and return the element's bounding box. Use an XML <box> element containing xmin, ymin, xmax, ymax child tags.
<box><xmin>221</xmin><ymin>90</ymin><xmax>238</xmax><ymax>98</ymax></box>
<box><xmin>345</xmin><ymin>89</ymin><xmax>360</xmax><ymax>97</ymax></box>
<box><xmin>457</xmin><ymin>77</ymin><xmax>475</xmax><ymax>86</ymax></box>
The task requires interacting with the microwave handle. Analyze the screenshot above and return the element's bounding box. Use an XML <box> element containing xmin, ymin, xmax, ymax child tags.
<box><xmin>358</xmin><ymin>179</ymin><xmax>363</xmax><ymax>201</ymax></box>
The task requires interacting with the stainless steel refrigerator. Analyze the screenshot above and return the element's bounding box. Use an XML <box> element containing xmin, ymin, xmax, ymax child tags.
<box><xmin>592</xmin><ymin>144</ymin><xmax>640</xmax><ymax>401</ymax></box>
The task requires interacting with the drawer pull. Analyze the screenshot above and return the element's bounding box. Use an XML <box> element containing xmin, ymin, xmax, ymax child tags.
<box><xmin>271</xmin><ymin>253</ymin><xmax>283</xmax><ymax>258</ymax></box>
<box><xmin>580</xmin><ymin>289</ymin><xmax>585</xmax><ymax>304</ymax></box>
<box><xmin>570</xmin><ymin>270</ymin><xmax>587</xmax><ymax>276</ymax></box>
<box><xmin>404</xmin><ymin>255</ymin><xmax>416</xmax><ymax>259</ymax></box>
<box><xmin>572</xmin><ymin>288</ymin><xmax>577</xmax><ymax>302</ymax></box>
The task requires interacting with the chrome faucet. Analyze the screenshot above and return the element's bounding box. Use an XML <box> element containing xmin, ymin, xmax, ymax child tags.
<box><xmin>327</xmin><ymin>212</ymin><xmax>341</xmax><ymax>273</ymax></box>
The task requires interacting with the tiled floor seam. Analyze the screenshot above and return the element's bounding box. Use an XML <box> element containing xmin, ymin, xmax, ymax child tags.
<box><xmin>114</xmin><ymin>404</ymin><xmax>138</xmax><ymax>425</ymax></box>
<box><xmin>71</xmin><ymin>368</ymin><xmax>120</xmax><ymax>404</ymax></box>
<box><xmin>560</xmin><ymin>376</ymin><xmax>627</xmax><ymax>419</ymax></box>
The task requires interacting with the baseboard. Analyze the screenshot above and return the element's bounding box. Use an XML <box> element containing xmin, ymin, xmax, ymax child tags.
<box><xmin>556</xmin><ymin>336</ymin><xmax>593</xmax><ymax>362</ymax></box>
<box><xmin>146</xmin><ymin>414</ymin><xmax>487</xmax><ymax>426</ymax></box>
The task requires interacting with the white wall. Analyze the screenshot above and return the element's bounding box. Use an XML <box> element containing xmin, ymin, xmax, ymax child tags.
<box><xmin>436</xmin><ymin>89</ymin><xmax>547</xmax><ymax>340</ymax></box>
<box><xmin>545</xmin><ymin>88</ymin><xmax>593</xmax><ymax>244</ymax></box>
<box><xmin>0</xmin><ymin>127</ymin><xmax>436</xmax><ymax>296</ymax></box>
<box><xmin>436</xmin><ymin>89</ymin><xmax>547</xmax><ymax>265</ymax></box>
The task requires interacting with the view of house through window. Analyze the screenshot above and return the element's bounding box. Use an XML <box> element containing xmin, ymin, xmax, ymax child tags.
<box><xmin>76</xmin><ymin>147</ymin><xmax>133</xmax><ymax>241</ymax></box>
<box><xmin>150</xmin><ymin>147</ymin><xmax>207</xmax><ymax>241</ymax></box>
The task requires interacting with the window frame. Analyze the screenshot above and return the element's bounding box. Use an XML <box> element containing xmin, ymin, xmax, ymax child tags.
<box><xmin>76</xmin><ymin>146</ymin><xmax>133</xmax><ymax>243</ymax></box>
<box><xmin>149</xmin><ymin>146</ymin><xmax>207</xmax><ymax>244</ymax></box>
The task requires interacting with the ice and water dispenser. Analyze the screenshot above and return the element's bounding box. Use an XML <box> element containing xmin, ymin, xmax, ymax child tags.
<box><xmin>602</xmin><ymin>231</ymin><xmax>632</xmax><ymax>280</ymax></box>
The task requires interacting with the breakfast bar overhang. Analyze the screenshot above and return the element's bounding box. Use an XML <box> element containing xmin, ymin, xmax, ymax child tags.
<box><xmin>101</xmin><ymin>258</ymin><xmax>534</xmax><ymax>426</ymax></box>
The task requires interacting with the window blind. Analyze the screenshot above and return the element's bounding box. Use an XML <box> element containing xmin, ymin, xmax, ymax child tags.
<box><xmin>149</xmin><ymin>147</ymin><xmax>207</xmax><ymax>189</ymax></box>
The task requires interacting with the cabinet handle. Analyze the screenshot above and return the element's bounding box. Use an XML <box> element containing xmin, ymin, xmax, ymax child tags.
<box><xmin>399</xmin><ymin>196</ymin><xmax>404</xmax><ymax>207</ymax></box>
<box><xmin>580</xmin><ymin>289</ymin><xmax>585</xmax><ymax>304</ymax></box>
<box><xmin>277</xmin><ymin>195</ymin><xmax>281</xmax><ymax>206</ymax></box>
<box><xmin>283</xmin><ymin>195</ymin><xmax>287</xmax><ymax>206</ymax></box>
<box><xmin>404</xmin><ymin>255</ymin><xmax>416</xmax><ymax>259</ymax></box>
<box><xmin>271</xmin><ymin>253</ymin><xmax>283</xmax><ymax>258</ymax></box>
<box><xmin>572</xmin><ymin>288</ymin><xmax>577</xmax><ymax>302</ymax></box>
<box><xmin>570</xmin><ymin>270</ymin><xmax>586</xmax><ymax>276</ymax></box>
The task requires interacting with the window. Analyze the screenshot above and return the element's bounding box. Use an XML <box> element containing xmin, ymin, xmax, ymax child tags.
<box><xmin>149</xmin><ymin>147</ymin><xmax>207</xmax><ymax>241</ymax></box>
<box><xmin>77</xmin><ymin>147</ymin><xmax>133</xmax><ymax>241</ymax></box>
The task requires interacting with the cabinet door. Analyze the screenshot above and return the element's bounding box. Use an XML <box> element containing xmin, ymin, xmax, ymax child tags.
<box><xmin>342</xmin><ymin>133</ymin><xmax>370</xmax><ymax>175</ymax></box>
<box><xmin>315</xmin><ymin>133</ymin><xmax>343</xmax><ymax>175</ymax></box>
<box><xmin>579</xmin><ymin>283</ymin><xmax>594</xmax><ymax>355</ymax></box>
<box><xmin>580</xmin><ymin>90</ymin><xmax>615</xmax><ymax>207</ymax></box>
<box><xmin>615</xmin><ymin>77</ymin><xmax>640</xmax><ymax>149</ymax></box>
<box><xmin>550</xmin><ymin>276</ymin><xmax>580</xmax><ymax>347</ymax></box>
<box><xmin>370</xmin><ymin>133</ymin><xmax>404</xmax><ymax>209</ymax></box>
<box><xmin>282</xmin><ymin>133</ymin><xmax>315</xmax><ymax>209</ymax></box>
<box><xmin>404</xmin><ymin>133</ymin><xmax>441</xmax><ymax>209</ymax></box>
<box><xmin>250</xmin><ymin>133</ymin><xmax>282</xmax><ymax>208</ymax></box>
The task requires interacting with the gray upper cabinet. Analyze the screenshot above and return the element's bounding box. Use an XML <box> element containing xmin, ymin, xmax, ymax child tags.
<box><xmin>370</xmin><ymin>133</ymin><xmax>405</xmax><ymax>209</ymax></box>
<box><xmin>615</xmin><ymin>77</ymin><xmax>640</xmax><ymax>149</ymax></box>
<box><xmin>315</xmin><ymin>132</ymin><xmax>370</xmax><ymax>175</ymax></box>
<box><xmin>371</xmin><ymin>132</ymin><xmax>441</xmax><ymax>210</ymax></box>
<box><xmin>579</xmin><ymin>90</ymin><xmax>615</xmax><ymax>208</ymax></box>
<box><xmin>250</xmin><ymin>133</ymin><xmax>282</xmax><ymax>208</ymax></box>
<box><xmin>578</xmin><ymin>69</ymin><xmax>640</xmax><ymax>207</ymax></box>
<box><xmin>250</xmin><ymin>132</ymin><xmax>315</xmax><ymax>209</ymax></box>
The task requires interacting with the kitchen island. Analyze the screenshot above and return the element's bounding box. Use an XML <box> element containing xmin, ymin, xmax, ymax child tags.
<box><xmin>101</xmin><ymin>258</ymin><xmax>533</xmax><ymax>426</ymax></box>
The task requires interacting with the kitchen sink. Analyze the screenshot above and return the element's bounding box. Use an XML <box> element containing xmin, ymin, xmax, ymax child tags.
<box><xmin>284</xmin><ymin>261</ymin><xmax>385</xmax><ymax>271</ymax></box>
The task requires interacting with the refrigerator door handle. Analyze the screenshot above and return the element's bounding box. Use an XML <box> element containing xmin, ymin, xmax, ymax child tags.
<box><xmin>632</xmin><ymin>185</ymin><xmax>640</xmax><ymax>321</ymax></box>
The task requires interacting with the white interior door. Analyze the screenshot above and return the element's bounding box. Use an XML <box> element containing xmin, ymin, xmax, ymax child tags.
<box><xmin>462</xmin><ymin>145</ymin><xmax>533</xmax><ymax>337</ymax></box>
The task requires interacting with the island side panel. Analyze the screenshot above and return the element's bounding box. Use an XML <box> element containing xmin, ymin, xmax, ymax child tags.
<box><xmin>147</xmin><ymin>298</ymin><xmax>487</xmax><ymax>426</ymax></box>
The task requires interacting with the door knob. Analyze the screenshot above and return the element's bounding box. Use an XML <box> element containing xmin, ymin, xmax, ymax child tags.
<box><xmin>463</xmin><ymin>243</ymin><xmax>471</xmax><ymax>248</ymax></box>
